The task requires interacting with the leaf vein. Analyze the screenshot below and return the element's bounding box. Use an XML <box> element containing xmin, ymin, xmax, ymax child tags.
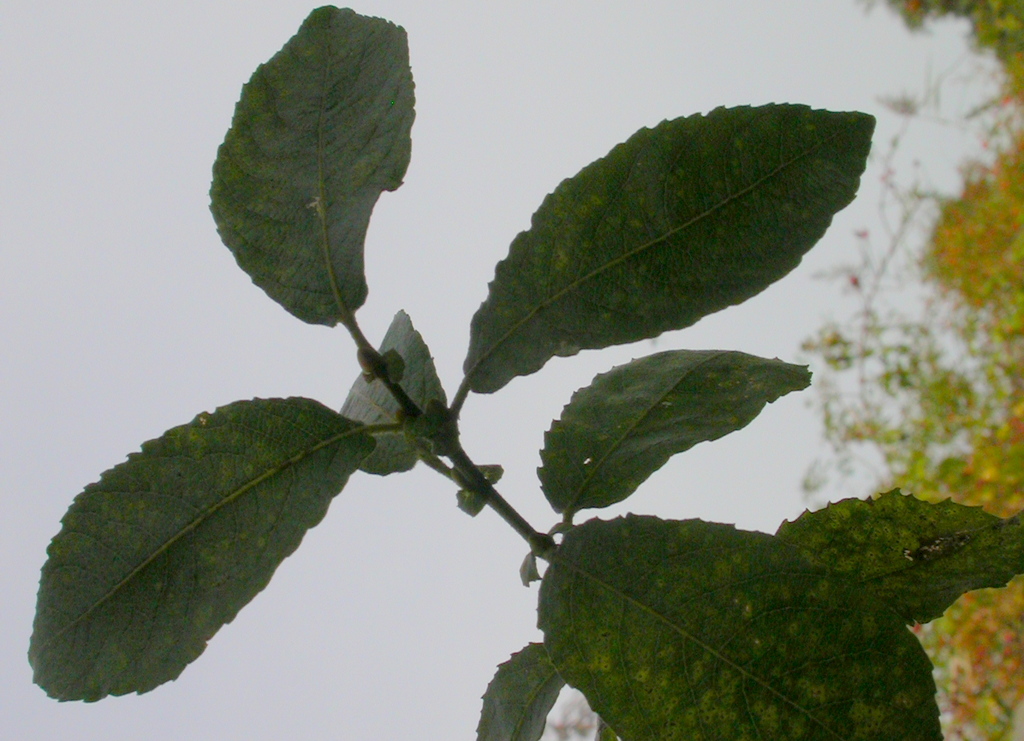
<box><xmin>559</xmin><ymin>557</ymin><xmax>850</xmax><ymax>741</ymax></box>
<box><xmin>34</xmin><ymin>425</ymin><xmax>366</xmax><ymax>658</ymax></box>
<box><xmin>466</xmin><ymin>125</ymin><xmax>847</xmax><ymax>389</ymax></box>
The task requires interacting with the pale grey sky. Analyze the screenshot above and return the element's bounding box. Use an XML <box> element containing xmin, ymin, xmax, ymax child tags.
<box><xmin>1</xmin><ymin>2</ymin><xmax>993</xmax><ymax>738</ymax></box>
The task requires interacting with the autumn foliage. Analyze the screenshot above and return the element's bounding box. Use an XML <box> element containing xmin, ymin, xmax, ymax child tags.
<box><xmin>805</xmin><ymin>2</ymin><xmax>1024</xmax><ymax>737</ymax></box>
<box><xmin>926</xmin><ymin>128</ymin><xmax>1024</xmax><ymax>740</ymax></box>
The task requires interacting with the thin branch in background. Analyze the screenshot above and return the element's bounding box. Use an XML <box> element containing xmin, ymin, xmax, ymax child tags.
<box><xmin>801</xmin><ymin>50</ymin><xmax>1005</xmax><ymax>503</ymax></box>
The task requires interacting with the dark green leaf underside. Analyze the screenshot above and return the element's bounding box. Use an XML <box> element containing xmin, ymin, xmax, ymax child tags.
<box><xmin>539</xmin><ymin>350</ymin><xmax>810</xmax><ymax>514</ymax></box>
<box><xmin>777</xmin><ymin>489</ymin><xmax>1024</xmax><ymax>624</ymax></box>
<box><xmin>539</xmin><ymin>515</ymin><xmax>939</xmax><ymax>741</ymax></box>
<box><xmin>30</xmin><ymin>397</ymin><xmax>373</xmax><ymax>701</ymax></box>
<box><xmin>463</xmin><ymin>104</ymin><xmax>874</xmax><ymax>394</ymax></box>
<box><xmin>341</xmin><ymin>310</ymin><xmax>447</xmax><ymax>474</ymax></box>
<box><xmin>477</xmin><ymin>643</ymin><xmax>564</xmax><ymax>741</ymax></box>
<box><xmin>210</xmin><ymin>6</ymin><xmax>415</xmax><ymax>325</ymax></box>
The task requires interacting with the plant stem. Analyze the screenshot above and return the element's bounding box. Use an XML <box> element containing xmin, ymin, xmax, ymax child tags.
<box><xmin>450</xmin><ymin>378</ymin><xmax>471</xmax><ymax>417</ymax></box>
<box><xmin>351</xmin><ymin>336</ymin><xmax>423</xmax><ymax>420</ymax></box>
<box><xmin>339</xmin><ymin>313</ymin><xmax>553</xmax><ymax>558</ymax></box>
<box><xmin>417</xmin><ymin>450</ymin><xmax>455</xmax><ymax>478</ymax></box>
<box><xmin>359</xmin><ymin>422</ymin><xmax>404</xmax><ymax>436</ymax></box>
<box><xmin>446</xmin><ymin>444</ymin><xmax>555</xmax><ymax>559</ymax></box>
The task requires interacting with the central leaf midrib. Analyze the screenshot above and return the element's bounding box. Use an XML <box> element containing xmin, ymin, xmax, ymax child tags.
<box><xmin>466</xmin><ymin>128</ymin><xmax>846</xmax><ymax>387</ymax></box>
<box><xmin>558</xmin><ymin>555</ymin><xmax>851</xmax><ymax>741</ymax></box>
<box><xmin>315</xmin><ymin>25</ymin><xmax>349</xmax><ymax>321</ymax></box>
<box><xmin>37</xmin><ymin>426</ymin><xmax>363</xmax><ymax>655</ymax></box>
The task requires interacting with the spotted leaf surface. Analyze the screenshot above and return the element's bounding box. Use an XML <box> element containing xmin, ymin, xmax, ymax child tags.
<box><xmin>463</xmin><ymin>105</ymin><xmax>874</xmax><ymax>394</ymax></box>
<box><xmin>539</xmin><ymin>515</ymin><xmax>939</xmax><ymax>741</ymax></box>
<box><xmin>30</xmin><ymin>397</ymin><xmax>374</xmax><ymax>701</ymax></box>
<box><xmin>777</xmin><ymin>489</ymin><xmax>1024</xmax><ymax>624</ymax></box>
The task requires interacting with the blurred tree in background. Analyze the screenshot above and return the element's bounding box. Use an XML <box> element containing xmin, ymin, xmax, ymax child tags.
<box><xmin>806</xmin><ymin>1</ymin><xmax>1024</xmax><ymax>737</ymax></box>
<box><xmin>877</xmin><ymin>0</ymin><xmax>1024</xmax><ymax>79</ymax></box>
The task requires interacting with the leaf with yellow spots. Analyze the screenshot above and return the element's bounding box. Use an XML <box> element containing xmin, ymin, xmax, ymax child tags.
<box><xmin>777</xmin><ymin>488</ymin><xmax>1024</xmax><ymax>624</ymax></box>
<box><xmin>461</xmin><ymin>105</ymin><xmax>874</xmax><ymax>396</ymax></box>
<box><xmin>539</xmin><ymin>515</ymin><xmax>940</xmax><ymax>740</ymax></box>
<box><xmin>30</xmin><ymin>397</ymin><xmax>374</xmax><ymax>701</ymax></box>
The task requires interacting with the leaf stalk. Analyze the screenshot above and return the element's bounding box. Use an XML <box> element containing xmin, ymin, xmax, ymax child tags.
<box><xmin>352</xmin><ymin>328</ymin><xmax>552</xmax><ymax>557</ymax></box>
<box><xmin>446</xmin><ymin>444</ymin><xmax>556</xmax><ymax>559</ymax></box>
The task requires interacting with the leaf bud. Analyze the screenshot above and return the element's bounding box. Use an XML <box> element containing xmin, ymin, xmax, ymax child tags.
<box><xmin>357</xmin><ymin>347</ymin><xmax>389</xmax><ymax>381</ymax></box>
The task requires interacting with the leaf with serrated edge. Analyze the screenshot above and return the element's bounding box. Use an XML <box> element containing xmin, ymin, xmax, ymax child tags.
<box><xmin>30</xmin><ymin>397</ymin><xmax>374</xmax><ymax>701</ymax></box>
<box><xmin>539</xmin><ymin>515</ymin><xmax>939</xmax><ymax>741</ymax></box>
<box><xmin>777</xmin><ymin>488</ymin><xmax>1024</xmax><ymax>624</ymax></box>
<box><xmin>477</xmin><ymin>643</ymin><xmax>565</xmax><ymax>741</ymax></box>
<box><xmin>341</xmin><ymin>310</ymin><xmax>447</xmax><ymax>475</ymax></box>
<box><xmin>210</xmin><ymin>7</ymin><xmax>415</xmax><ymax>325</ymax></box>
<box><xmin>462</xmin><ymin>105</ymin><xmax>874</xmax><ymax>395</ymax></box>
<box><xmin>540</xmin><ymin>350</ymin><xmax>810</xmax><ymax>515</ymax></box>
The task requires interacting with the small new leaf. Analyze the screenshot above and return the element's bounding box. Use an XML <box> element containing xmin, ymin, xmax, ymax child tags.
<box><xmin>342</xmin><ymin>310</ymin><xmax>446</xmax><ymax>475</ymax></box>
<box><xmin>210</xmin><ymin>7</ymin><xmax>415</xmax><ymax>324</ymax></box>
<box><xmin>463</xmin><ymin>104</ymin><xmax>874</xmax><ymax>394</ymax></box>
<box><xmin>458</xmin><ymin>489</ymin><xmax>488</xmax><ymax>517</ymax></box>
<box><xmin>539</xmin><ymin>350</ymin><xmax>810</xmax><ymax>514</ymax></box>
<box><xmin>478</xmin><ymin>464</ymin><xmax>505</xmax><ymax>485</ymax></box>
<box><xmin>457</xmin><ymin>465</ymin><xmax>504</xmax><ymax>517</ymax></box>
<box><xmin>477</xmin><ymin>643</ymin><xmax>564</xmax><ymax>741</ymax></box>
<box><xmin>30</xmin><ymin>398</ymin><xmax>374</xmax><ymax>701</ymax></box>
<box><xmin>539</xmin><ymin>515</ymin><xmax>940</xmax><ymax>740</ymax></box>
<box><xmin>519</xmin><ymin>553</ymin><xmax>541</xmax><ymax>586</ymax></box>
<box><xmin>777</xmin><ymin>489</ymin><xmax>1024</xmax><ymax>623</ymax></box>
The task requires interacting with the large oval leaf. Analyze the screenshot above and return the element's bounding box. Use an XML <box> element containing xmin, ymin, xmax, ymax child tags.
<box><xmin>210</xmin><ymin>7</ymin><xmax>415</xmax><ymax>325</ymax></box>
<box><xmin>539</xmin><ymin>350</ymin><xmax>810</xmax><ymax>515</ymax></box>
<box><xmin>539</xmin><ymin>515</ymin><xmax>940</xmax><ymax>741</ymax></box>
<box><xmin>30</xmin><ymin>397</ymin><xmax>374</xmax><ymax>701</ymax></box>
<box><xmin>476</xmin><ymin>643</ymin><xmax>565</xmax><ymax>741</ymax></box>
<box><xmin>341</xmin><ymin>310</ymin><xmax>447</xmax><ymax>475</ymax></box>
<box><xmin>777</xmin><ymin>488</ymin><xmax>1024</xmax><ymax>624</ymax></box>
<box><xmin>462</xmin><ymin>105</ymin><xmax>874</xmax><ymax>394</ymax></box>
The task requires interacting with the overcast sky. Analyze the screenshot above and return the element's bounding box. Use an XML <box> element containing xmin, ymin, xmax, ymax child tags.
<box><xmin>0</xmin><ymin>2</ymin><xmax>996</xmax><ymax>739</ymax></box>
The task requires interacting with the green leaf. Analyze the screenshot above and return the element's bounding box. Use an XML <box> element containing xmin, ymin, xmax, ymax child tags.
<box><xmin>519</xmin><ymin>553</ymin><xmax>541</xmax><ymax>586</ymax></box>
<box><xmin>462</xmin><ymin>105</ymin><xmax>874</xmax><ymax>394</ymax></box>
<box><xmin>457</xmin><ymin>489</ymin><xmax>488</xmax><ymax>517</ymax></box>
<box><xmin>404</xmin><ymin>397</ymin><xmax>459</xmax><ymax>458</ymax></box>
<box><xmin>457</xmin><ymin>465</ymin><xmax>503</xmax><ymax>517</ymax></box>
<box><xmin>539</xmin><ymin>515</ymin><xmax>940</xmax><ymax>741</ymax></box>
<box><xmin>341</xmin><ymin>310</ymin><xmax>446</xmax><ymax>474</ymax></box>
<box><xmin>539</xmin><ymin>350</ymin><xmax>810</xmax><ymax>515</ymax></box>
<box><xmin>477</xmin><ymin>643</ymin><xmax>565</xmax><ymax>741</ymax></box>
<box><xmin>477</xmin><ymin>464</ymin><xmax>505</xmax><ymax>485</ymax></box>
<box><xmin>210</xmin><ymin>7</ymin><xmax>415</xmax><ymax>325</ymax></box>
<box><xmin>777</xmin><ymin>488</ymin><xmax>1024</xmax><ymax>624</ymax></box>
<box><xmin>30</xmin><ymin>397</ymin><xmax>374</xmax><ymax>701</ymax></box>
